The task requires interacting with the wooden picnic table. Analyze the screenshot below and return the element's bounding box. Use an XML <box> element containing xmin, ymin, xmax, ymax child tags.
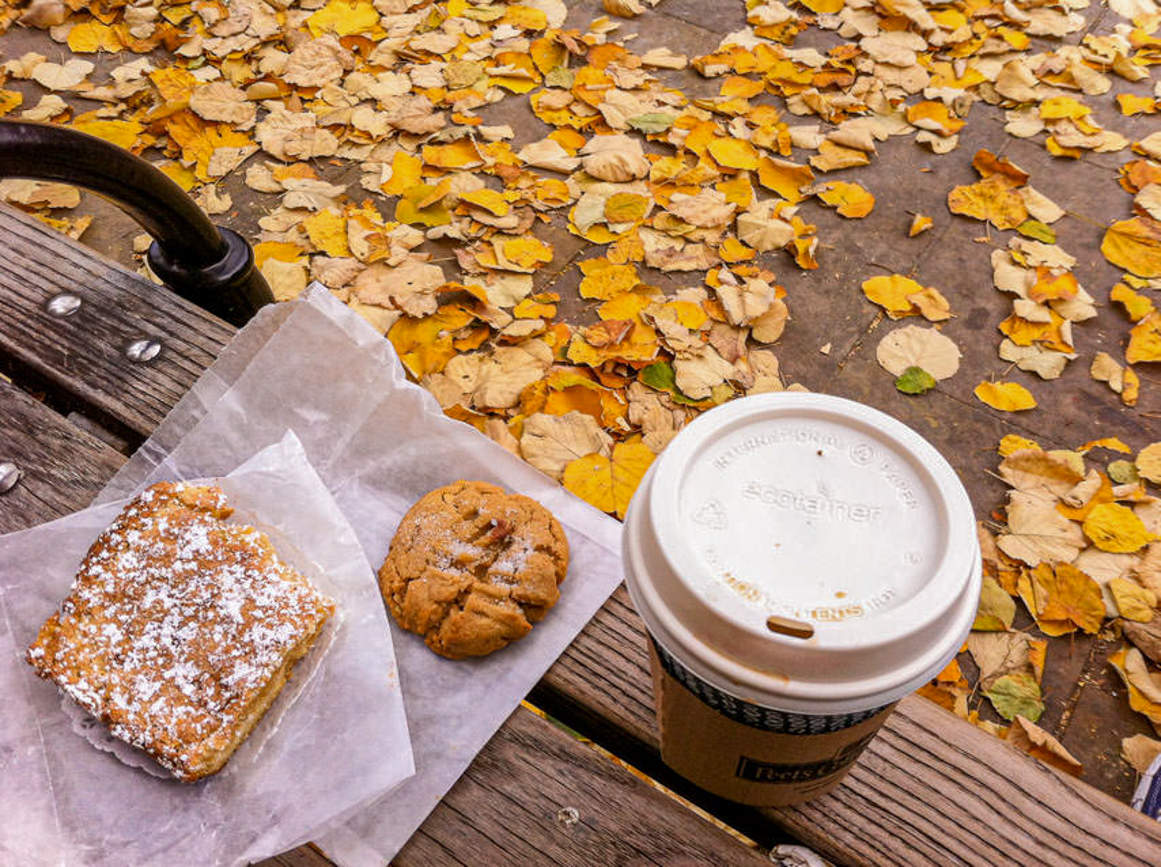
<box><xmin>4</xmin><ymin>201</ymin><xmax>1161</xmax><ymax>866</ymax></box>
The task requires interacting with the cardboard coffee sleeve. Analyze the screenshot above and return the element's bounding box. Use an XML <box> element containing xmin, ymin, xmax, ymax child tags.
<box><xmin>623</xmin><ymin>394</ymin><xmax>980</xmax><ymax>807</ymax></box>
<box><xmin>650</xmin><ymin>642</ymin><xmax>895</xmax><ymax>806</ymax></box>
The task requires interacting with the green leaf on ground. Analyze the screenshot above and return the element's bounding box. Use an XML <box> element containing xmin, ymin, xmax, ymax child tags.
<box><xmin>639</xmin><ymin>360</ymin><xmax>702</xmax><ymax>405</ymax></box>
<box><xmin>1017</xmin><ymin>219</ymin><xmax>1056</xmax><ymax>243</ymax></box>
<box><xmin>974</xmin><ymin>575</ymin><xmax>1017</xmax><ymax>631</ymax></box>
<box><xmin>895</xmin><ymin>365</ymin><xmax>936</xmax><ymax>395</ymax></box>
<box><xmin>985</xmin><ymin>672</ymin><xmax>1044</xmax><ymax>722</ymax></box>
<box><xmin>628</xmin><ymin>112</ymin><xmax>676</xmax><ymax>134</ymax></box>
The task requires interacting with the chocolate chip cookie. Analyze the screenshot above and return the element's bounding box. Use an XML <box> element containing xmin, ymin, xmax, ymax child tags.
<box><xmin>380</xmin><ymin>481</ymin><xmax>569</xmax><ymax>659</ymax></box>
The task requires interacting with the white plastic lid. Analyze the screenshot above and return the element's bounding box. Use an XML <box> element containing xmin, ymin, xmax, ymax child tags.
<box><xmin>624</xmin><ymin>393</ymin><xmax>980</xmax><ymax>715</ymax></box>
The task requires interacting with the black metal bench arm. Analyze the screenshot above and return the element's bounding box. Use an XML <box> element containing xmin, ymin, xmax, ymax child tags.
<box><xmin>0</xmin><ymin>119</ymin><xmax>272</xmax><ymax>326</ymax></box>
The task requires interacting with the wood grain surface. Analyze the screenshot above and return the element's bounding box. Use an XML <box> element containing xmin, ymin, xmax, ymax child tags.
<box><xmin>0</xmin><ymin>204</ymin><xmax>230</xmax><ymax>438</ymax></box>
<box><xmin>395</xmin><ymin>706</ymin><xmax>768</xmax><ymax>866</ymax></box>
<box><xmin>0</xmin><ymin>379</ymin><xmax>125</xmax><ymax>531</ymax></box>
<box><xmin>4</xmin><ymin>201</ymin><xmax>1161</xmax><ymax>866</ymax></box>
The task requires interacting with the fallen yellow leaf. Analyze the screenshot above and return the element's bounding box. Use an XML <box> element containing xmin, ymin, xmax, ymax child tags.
<box><xmin>861</xmin><ymin>274</ymin><xmax>950</xmax><ymax>321</ymax></box>
<box><xmin>1127</xmin><ymin>313</ymin><xmax>1161</xmax><ymax>364</ymax></box>
<box><xmin>1102</xmin><ymin>217</ymin><xmax>1161</xmax><ymax>278</ymax></box>
<box><xmin>947</xmin><ymin>175</ymin><xmax>1028</xmax><ymax>230</ymax></box>
<box><xmin>72</xmin><ymin>118</ymin><xmax>143</xmax><ymax>151</ymax></box>
<box><xmin>909</xmin><ymin>214</ymin><xmax>933</xmax><ymax>236</ymax></box>
<box><xmin>303</xmin><ymin>209</ymin><xmax>351</xmax><ymax>258</ymax></box>
<box><xmin>975</xmin><ymin>381</ymin><xmax>1037</xmax><ymax>412</ymax></box>
<box><xmin>998</xmin><ymin>434</ymin><xmax>1040</xmax><ymax>456</ymax></box>
<box><xmin>604</xmin><ymin>192</ymin><xmax>650</xmax><ymax>223</ymax></box>
<box><xmin>307</xmin><ymin>0</ymin><xmax>380</xmax><ymax>37</ymax></box>
<box><xmin>708</xmin><ymin>138</ymin><xmax>759</xmax><ymax>171</ymax></box>
<box><xmin>579</xmin><ymin>259</ymin><xmax>640</xmax><ymax>300</ymax></box>
<box><xmin>499</xmin><ymin>236</ymin><xmax>553</xmax><ymax>270</ymax></box>
<box><xmin>1036</xmin><ymin>563</ymin><xmax>1105</xmax><ymax>634</ymax></box>
<box><xmin>382</xmin><ymin>152</ymin><xmax>424</xmax><ymax>196</ymax></box>
<box><xmin>756</xmin><ymin>157</ymin><xmax>813</xmax><ymax>204</ymax></box>
<box><xmin>1110</xmin><ymin>577</ymin><xmax>1157</xmax><ymax>622</ymax></box>
<box><xmin>906</xmin><ymin>101</ymin><xmax>965</xmax><ymax>136</ymax></box>
<box><xmin>1111</xmin><ymin>283</ymin><xmax>1155</xmax><ymax>322</ymax></box>
<box><xmin>423</xmin><ymin>139</ymin><xmax>484</xmax><ymax>170</ymax></box>
<box><xmin>817</xmin><ymin>182</ymin><xmax>875</xmax><ymax>218</ymax></box>
<box><xmin>1083</xmin><ymin>503</ymin><xmax>1157</xmax><ymax>553</ymax></box>
<box><xmin>67</xmin><ymin>20</ymin><xmax>124</xmax><ymax>53</ymax></box>
<box><xmin>461</xmin><ymin>188</ymin><xmax>511</xmax><ymax>217</ymax></box>
<box><xmin>562</xmin><ymin>438</ymin><xmax>655</xmax><ymax>518</ymax></box>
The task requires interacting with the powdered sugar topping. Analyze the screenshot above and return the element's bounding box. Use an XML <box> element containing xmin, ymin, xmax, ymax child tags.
<box><xmin>27</xmin><ymin>482</ymin><xmax>334</xmax><ymax>780</ymax></box>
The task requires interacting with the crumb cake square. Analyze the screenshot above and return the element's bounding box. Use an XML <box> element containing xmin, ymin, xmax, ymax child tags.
<box><xmin>27</xmin><ymin>482</ymin><xmax>335</xmax><ymax>782</ymax></box>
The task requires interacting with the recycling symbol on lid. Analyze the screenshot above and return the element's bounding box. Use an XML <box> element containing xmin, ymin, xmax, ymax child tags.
<box><xmin>691</xmin><ymin>498</ymin><xmax>727</xmax><ymax>531</ymax></box>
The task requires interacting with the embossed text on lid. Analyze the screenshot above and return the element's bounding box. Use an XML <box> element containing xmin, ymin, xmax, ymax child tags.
<box><xmin>677</xmin><ymin>414</ymin><xmax>945</xmax><ymax>639</ymax></box>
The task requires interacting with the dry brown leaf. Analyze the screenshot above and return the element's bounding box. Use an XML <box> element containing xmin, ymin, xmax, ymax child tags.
<box><xmin>716</xmin><ymin>277</ymin><xmax>775</xmax><ymax>327</ymax></box>
<box><xmin>1125</xmin><ymin>646</ymin><xmax>1161</xmax><ymax>705</ymax></box>
<box><xmin>1007</xmin><ymin>716</ymin><xmax>1083</xmax><ymax>777</ymax></box>
<box><xmin>666</xmin><ymin>189</ymin><xmax>737</xmax><ymax>228</ymax></box>
<box><xmin>581</xmin><ymin>135</ymin><xmax>650</xmax><ymax>182</ymax></box>
<box><xmin>189</xmin><ymin>81</ymin><xmax>255</xmax><ymax>126</ymax></box>
<box><xmin>875</xmin><ymin>325</ymin><xmax>960</xmax><ymax>380</ymax></box>
<box><xmin>0</xmin><ymin>179</ymin><xmax>79</xmax><ymax>208</ymax></box>
<box><xmin>968</xmin><ymin>632</ymin><xmax>1036</xmax><ymax>691</ymax></box>
<box><xmin>260</xmin><ymin>258</ymin><xmax>308</xmax><ymax>302</ymax></box>
<box><xmin>1137</xmin><ymin>185</ymin><xmax>1161</xmax><ymax>222</ymax></box>
<box><xmin>1138</xmin><ymin>443</ymin><xmax>1161</xmax><ymax>484</ymax></box>
<box><xmin>998</xmin><ymin>491</ymin><xmax>1085</xmax><ymax>566</ymax></box>
<box><xmin>1124</xmin><ymin>615</ymin><xmax>1161</xmax><ymax>666</ymax></box>
<box><xmin>736</xmin><ymin>209</ymin><xmax>794</xmax><ymax>252</ymax></box>
<box><xmin>674</xmin><ymin>345</ymin><xmax>735</xmax><ymax>400</ymax></box>
<box><xmin>283</xmin><ymin>36</ymin><xmax>350</xmax><ymax>87</ymax></box>
<box><xmin>520</xmin><ymin>411</ymin><xmax>613</xmax><ymax>480</ymax></box>
<box><xmin>999</xmin><ymin>341</ymin><xmax>1071</xmax><ymax>380</ymax></box>
<box><xmin>1019</xmin><ymin>187</ymin><xmax>1065</xmax><ymax>224</ymax></box>
<box><xmin>1091</xmin><ymin>351</ymin><xmax>1125</xmax><ymax>393</ymax></box>
<box><xmin>354</xmin><ymin>261</ymin><xmax>444</xmax><ymax>317</ymax></box>
<box><xmin>641</xmin><ymin>48</ymin><xmax>687</xmax><ymax>69</ymax></box>
<box><xmin>750</xmin><ymin>299</ymin><xmax>789</xmax><ymax>344</ymax></box>
<box><xmin>603</xmin><ymin>0</ymin><xmax>644</xmax><ymax>16</ymax></box>
<box><xmin>518</xmin><ymin>139</ymin><xmax>581</xmax><ymax>173</ymax></box>
<box><xmin>472</xmin><ymin>341</ymin><xmax>553</xmax><ymax>410</ymax></box>
<box><xmin>30</xmin><ymin>59</ymin><xmax>93</xmax><ymax>91</ymax></box>
<box><xmin>999</xmin><ymin>449</ymin><xmax>1084</xmax><ymax>498</ymax></box>
<box><xmin>1122</xmin><ymin>734</ymin><xmax>1161</xmax><ymax>774</ymax></box>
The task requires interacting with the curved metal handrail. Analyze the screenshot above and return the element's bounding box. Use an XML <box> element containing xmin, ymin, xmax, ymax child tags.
<box><xmin>0</xmin><ymin>119</ymin><xmax>272</xmax><ymax>326</ymax></box>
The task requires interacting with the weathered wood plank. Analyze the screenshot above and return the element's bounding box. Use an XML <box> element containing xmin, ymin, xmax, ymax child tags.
<box><xmin>0</xmin><ymin>379</ymin><xmax>125</xmax><ymax>532</ymax></box>
<box><xmin>395</xmin><ymin>705</ymin><xmax>768</xmax><ymax>866</ymax></box>
<box><xmin>787</xmin><ymin>695</ymin><xmax>1161</xmax><ymax>867</ymax></box>
<box><xmin>0</xmin><ymin>204</ymin><xmax>230</xmax><ymax>437</ymax></box>
<box><xmin>6</xmin><ymin>203</ymin><xmax>1161</xmax><ymax>865</ymax></box>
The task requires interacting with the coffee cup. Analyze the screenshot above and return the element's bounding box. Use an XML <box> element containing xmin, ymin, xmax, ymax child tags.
<box><xmin>623</xmin><ymin>393</ymin><xmax>979</xmax><ymax>806</ymax></box>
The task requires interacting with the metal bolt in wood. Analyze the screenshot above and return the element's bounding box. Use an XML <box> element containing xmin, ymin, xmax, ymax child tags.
<box><xmin>0</xmin><ymin>461</ymin><xmax>22</xmax><ymax>494</ymax></box>
<box><xmin>45</xmin><ymin>293</ymin><xmax>82</xmax><ymax>317</ymax></box>
<box><xmin>125</xmin><ymin>339</ymin><xmax>161</xmax><ymax>363</ymax></box>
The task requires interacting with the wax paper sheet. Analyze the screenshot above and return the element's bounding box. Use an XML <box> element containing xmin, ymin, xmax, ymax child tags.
<box><xmin>97</xmin><ymin>285</ymin><xmax>625</xmax><ymax>865</ymax></box>
<box><xmin>0</xmin><ymin>433</ymin><xmax>414</xmax><ymax>866</ymax></box>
